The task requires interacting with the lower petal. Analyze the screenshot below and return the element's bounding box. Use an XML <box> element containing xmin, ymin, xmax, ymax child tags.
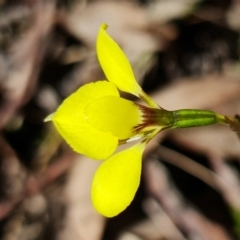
<box><xmin>91</xmin><ymin>143</ymin><xmax>145</xmax><ymax>217</ymax></box>
<box><xmin>52</xmin><ymin>81</ymin><xmax>119</xmax><ymax>160</ymax></box>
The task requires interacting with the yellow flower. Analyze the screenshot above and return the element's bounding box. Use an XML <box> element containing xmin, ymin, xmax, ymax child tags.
<box><xmin>45</xmin><ymin>24</ymin><xmax>174</xmax><ymax>217</ymax></box>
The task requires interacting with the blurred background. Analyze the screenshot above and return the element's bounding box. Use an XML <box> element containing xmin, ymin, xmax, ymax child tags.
<box><xmin>0</xmin><ymin>0</ymin><xmax>240</xmax><ymax>239</ymax></box>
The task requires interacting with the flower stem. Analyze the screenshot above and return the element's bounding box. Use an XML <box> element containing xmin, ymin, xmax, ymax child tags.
<box><xmin>170</xmin><ymin>109</ymin><xmax>227</xmax><ymax>129</ymax></box>
<box><xmin>140</xmin><ymin>105</ymin><xmax>240</xmax><ymax>133</ymax></box>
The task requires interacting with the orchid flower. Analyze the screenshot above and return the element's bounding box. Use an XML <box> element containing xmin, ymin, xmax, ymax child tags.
<box><xmin>45</xmin><ymin>24</ymin><xmax>237</xmax><ymax>217</ymax></box>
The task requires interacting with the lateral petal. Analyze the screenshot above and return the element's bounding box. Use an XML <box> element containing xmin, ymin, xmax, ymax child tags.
<box><xmin>97</xmin><ymin>24</ymin><xmax>142</xmax><ymax>97</ymax></box>
<box><xmin>91</xmin><ymin>143</ymin><xmax>145</xmax><ymax>217</ymax></box>
<box><xmin>52</xmin><ymin>81</ymin><xmax>119</xmax><ymax>160</ymax></box>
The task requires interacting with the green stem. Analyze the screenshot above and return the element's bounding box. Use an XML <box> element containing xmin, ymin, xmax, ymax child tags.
<box><xmin>164</xmin><ymin>109</ymin><xmax>228</xmax><ymax>129</ymax></box>
<box><xmin>142</xmin><ymin>106</ymin><xmax>239</xmax><ymax>132</ymax></box>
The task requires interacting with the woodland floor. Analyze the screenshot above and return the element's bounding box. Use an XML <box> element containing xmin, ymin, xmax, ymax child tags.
<box><xmin>0</xmin><ymin>0</ymin><xmax>240</xmax><ymax>240</ymax></box>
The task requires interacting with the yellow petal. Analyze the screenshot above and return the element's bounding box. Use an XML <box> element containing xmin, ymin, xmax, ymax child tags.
<box><xmin>97</xmin><ymin>24</ymin><xmax>142</xmax><ymax>97</ymax></box>
<box><xmin>52</xmin><ymin>81</ymin><xmax>119</xmax><ymax>160</ymax></box>
<box><xmin>91</xmin><ymin>143</ymin><xmax>145</xmax><ymax>217</ymax></box>
<box><xmin>85</xmin><ymin>96</ymin><xmax>141</xmax><ymax>140</ymax></box>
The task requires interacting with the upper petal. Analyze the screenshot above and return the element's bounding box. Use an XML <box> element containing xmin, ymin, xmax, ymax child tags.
<box><xmin>97</xmin><ymin>24</ymin><xmax>142</xmax><ymax>97</ymax></box>
<box><xmin>85</xmin><ymin>96</ymin><xmax>142</xmax><ymax>140</ymax></box>
<box><xmin>91</xmin><ymin>143</ymin><xmax>145</xmax><ymax>217</ymax></box>
<box><xmin>52</xmin><ymin>81</ymin><xmax>119</xmax><ymax>160</ymax></box>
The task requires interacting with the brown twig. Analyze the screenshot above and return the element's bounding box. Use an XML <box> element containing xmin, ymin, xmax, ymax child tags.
<box><xmin>0</xmin><ymin>136</ymin><xmax>74</xmax><ymax>220</ymax></box>
<box><xmin>155</xmin><ymin>145</ymin><xmax>219</xmax><ymax>190</ymax></box>
<box><xmin>144</xmin><ymin>158</ymin><xmax>231</xmax><ymax>240</ymax></box>
<box><xmin>0</xmin><ymin>1</ymin><xmax>55</xmax><ymax>130</ymax></box>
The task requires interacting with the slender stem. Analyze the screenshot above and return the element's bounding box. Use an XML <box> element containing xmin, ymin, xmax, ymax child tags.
<box><xmin>139</xmin><ymin>104</ymin><xmax>239</xmax><ymax>132</ymax></box>
<box><xmin>170</xmin><ymin>109</ymin><xmax>227</xmax><ymax>129</ymax></box>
